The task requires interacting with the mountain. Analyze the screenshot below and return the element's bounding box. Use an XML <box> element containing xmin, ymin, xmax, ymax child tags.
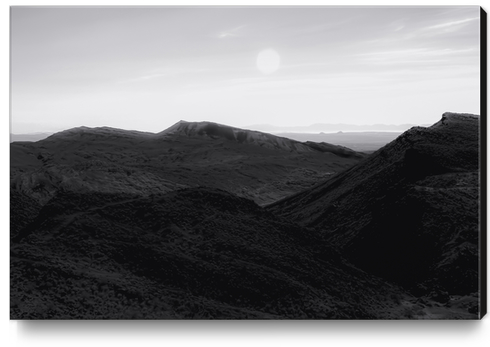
<box><xmin>10</xmin><ymin>121</ymin><xmax>365</xmax><ymax>206</ymax></box>
<box><xmin>10</xmin><ymin>114</ymin><xmax>482</xmax><ymax>319</ymax></box>
<box><xmin>160</xmin><ymin>120</ymin><xmax>365</xmax><ymax>158</ymax></box>
<box><xmin>159</xmin><ymin>120</ymin><xmax>317</xmax><ymax>152</ymax></box>
<box><xmin>268</xmin><ymin>113</ymin><xmax>481</xmax><ymax>298</ymax></box>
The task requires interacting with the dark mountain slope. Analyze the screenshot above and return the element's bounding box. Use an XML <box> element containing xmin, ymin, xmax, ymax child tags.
<box><xmin>268</xmin><ymin>113</ymin><xmax>480</xmax><ymax>296</ymax></box>
<box><xmin>11</xmin><ymin>122</ymin><xmax>365</xmax><ymax>206</ymax></box>
<box><xmin>11</xmin><ymin>188</ymin><xmax>428</xmax><ymax>319</ymax></box>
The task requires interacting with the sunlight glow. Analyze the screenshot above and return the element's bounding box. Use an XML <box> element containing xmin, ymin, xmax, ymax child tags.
<box><xmin>256</xmin><ymin>49</ymin><xmax>281</xmax><ymax>74</ymax></box>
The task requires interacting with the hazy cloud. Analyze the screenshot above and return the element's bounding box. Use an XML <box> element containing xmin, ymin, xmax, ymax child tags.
<box><xmin>118</xmin><ymin>68</ymin><xmax>211</xmax><ymax>84</ymax></box>
<box><xmin>426</xmin><ymin>17</ymin><xmax>479</xmax><ymax>30</ymax></box>
<box><xmin>216</xmin><ymin>25</ymin><xmax>247</xmax><ymax>39</ymax></box>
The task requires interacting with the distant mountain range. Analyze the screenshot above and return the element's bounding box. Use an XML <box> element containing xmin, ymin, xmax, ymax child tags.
<box><xmin>10</xmin><ymin>132</ymin><xmax>54</xmax><ymax>142</ymax></box>
<box><xmin>273</xmin><ymin>132</ymin><xmax>404</xmax><ymax>152</ymax></box>
<box><xmin>10</xmin><ymin>122</ymin><xmax>430</xmax><ymax>143</ymax></box>
<box><xmin>244</xmin><ymin>123</ymin><xmax>431</xmax><ymax>133</ymax></box>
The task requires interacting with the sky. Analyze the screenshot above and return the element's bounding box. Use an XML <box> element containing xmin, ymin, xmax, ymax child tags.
<box><xmin>10</xmin><ymin>6</ymin><xmax>481</xmax><ymax>133</ymax></box>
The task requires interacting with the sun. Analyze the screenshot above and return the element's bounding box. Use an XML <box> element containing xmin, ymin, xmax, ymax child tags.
<box><xmin>256</xmin><ymin>49</ymin><xmax>281</xmax><ymax>74</ymax></box>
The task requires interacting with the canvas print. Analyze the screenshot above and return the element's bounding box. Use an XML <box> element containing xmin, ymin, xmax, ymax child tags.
<box><xmin>10</xmin><ymin>6</ymin><xmax>485</xmax><ymax>319</ymax></box>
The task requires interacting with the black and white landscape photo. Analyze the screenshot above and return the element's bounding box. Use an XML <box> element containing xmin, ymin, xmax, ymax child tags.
<box><xmin>10</xmin><ymin>6</ymin><xmax>485</xmax><ymax>319</ymax></box>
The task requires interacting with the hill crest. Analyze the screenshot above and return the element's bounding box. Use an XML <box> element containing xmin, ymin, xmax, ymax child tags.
<box><xmin>158</xmin><ymin>120</ymin><xmax>319</xmax><ymax>153</ymax></box>
<box><xmin>39</xmin><ymin>121</ymin><xmax>365</xmax><ymax>157</ymax></box>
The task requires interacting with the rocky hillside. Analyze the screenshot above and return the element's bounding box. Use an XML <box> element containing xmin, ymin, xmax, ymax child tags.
<box><xmin>268</xmin><ymin>113</ymin><xmax>481</xmax><ymax>298</ymax></box>
<box><xmin>12</xmin><ymin>187</ymin><xmax>429</xmax><ymax>319</ymax></box>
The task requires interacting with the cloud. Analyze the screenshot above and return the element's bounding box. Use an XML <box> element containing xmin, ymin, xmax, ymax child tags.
<box><xmin>216</xmin><ymin>25</ymin><xmax>246</xmax><ymax>39</ymax></box>
<box><xmin>117</xmin><ymin>67</ymin><xmax>210</xmax><ymax>84</ymax></box>
<box><xmin>426</xmin><ymin>17</ymin><xmax>479</xmax><ymax>30</ymax></box>
<box><xmin>121</xmin><ymin>73</ymin><xmax>169</xmax><ymax>83</ymax></box>
<box><xmin>355</xmin><ymin>47</ymin><xmax>477</xmax><ymax>67</ymax></box>
<box><xmin>403</xmin><ymin>16</ymin><xmax>480</xmax><ymax>40</ymax></box>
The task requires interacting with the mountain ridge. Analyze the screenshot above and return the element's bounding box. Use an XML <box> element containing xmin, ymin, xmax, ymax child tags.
<box><xmin>10</xmin><ymin>120</ymin><xmax>365</xmax><ymax>206</ymax></box>
<box><xmin>10</xmin><ymin>121</ymin><xmax>431</xmax><ymax>144</ymax></box>
<box><xmin>267</xmin><ymin>112</ymin><xmax>480</xmax><ymax>296</ymax></box>
<box><xmin>158</xmin><ymin>120</ymin><xmax>320</xmax><ymax>153</ymax></box>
